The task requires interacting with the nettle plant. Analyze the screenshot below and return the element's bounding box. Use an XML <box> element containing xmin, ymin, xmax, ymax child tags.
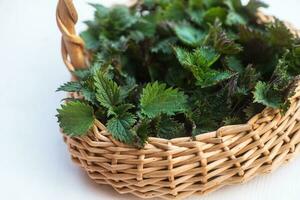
<box><xmin>57</xmin><ymin>0</ymin><xmax>300</xmax><ymax>148</ymax></box>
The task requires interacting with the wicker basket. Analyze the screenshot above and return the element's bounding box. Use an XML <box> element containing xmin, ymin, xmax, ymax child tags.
<box><xmin>56</xmin><ymin>0</ymin><xmax>300</xmax><ymax>199</ymax></box>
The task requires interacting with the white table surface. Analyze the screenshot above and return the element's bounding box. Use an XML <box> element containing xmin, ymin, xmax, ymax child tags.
<box><xmin>0</xmin><ymin>0</ymin><xmax>299</xmax><ymax>199</ymax></box>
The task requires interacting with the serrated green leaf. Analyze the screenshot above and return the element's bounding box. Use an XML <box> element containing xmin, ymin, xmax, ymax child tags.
<box><xmin>174</xmin><ymin>46</ymin><xmax>231</xmax><ymax>87</ymax></box>
<box><xmin>94</xmin><ymin>72</ymin><xmax>121</xmax><ymax>109</ymax></box>
<box><xmin>253</xmin><ymin>81</ymin><xmax>283</xmax><ymax>109</ymax></box>
<box><xmin>107</xmin><ymin>112</ymin><xmax>136</xmax><ymax>144</ymax></box>
<box><xmin>57</xmin><ymin>101</ymin><xmax>95</xmax><ymax>136</ymax></box>
<box><xmin>175</xmin><ymin>46</ymin><xmax>220</xmax><ymax>70</ymax></box>
<box><xmin>108</xmin><ymin>103</ymin><xmax>135</xmax><ymax>117</ymax></box>
<box><xmin>206</xmin><ymin>21</ymin><xmax>243</xmax><ymax>55</ymax></box>
<box><xmin>140</xmin><ymin>82</ymin><xmax>187</xmax><ymax>118</ymax></box>
<box><xmin>133</xmin><ymin>120</ymin><xmax>150</xmax><ymax>148</ymax></box>
<box><xmin>196</xmin><ymin>70</ymin><xmax>233</xmax><ymax>88</ymax></box>
<box><xmin>56</xmin><ymin>82</ymin><xmax>82</xmax><ymax>92</ymax></box>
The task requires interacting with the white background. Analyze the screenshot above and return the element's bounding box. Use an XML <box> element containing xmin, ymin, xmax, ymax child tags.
<box><xmin>0</xmin><ymin>0</ymin><xmax>299</xmax><ymax>199</ymax></box>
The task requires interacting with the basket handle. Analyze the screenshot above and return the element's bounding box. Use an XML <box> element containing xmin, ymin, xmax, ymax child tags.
<box><xmin>56</xmin><ymin>0</ymin><xmax>87</xmax><ymax>71</ymax></box>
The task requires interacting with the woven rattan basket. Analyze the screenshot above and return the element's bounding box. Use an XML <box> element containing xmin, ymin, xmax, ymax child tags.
<box><xmin>56</xmin><ymin>0</ymin><xmax>300</xmax><ymax>199</ymax></box>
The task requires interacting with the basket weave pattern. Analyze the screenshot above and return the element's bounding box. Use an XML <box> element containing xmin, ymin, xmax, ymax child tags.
<box><xmin>56</xmin><ymin>0</ymin><xmax>300</xmax><ymax>199</ymax></box>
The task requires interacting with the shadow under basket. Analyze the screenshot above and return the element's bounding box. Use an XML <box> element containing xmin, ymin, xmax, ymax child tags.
<box><xmin>56</xmin><ymin>0</ymin><xmax>300</xmax><ymax>199</ymax></box>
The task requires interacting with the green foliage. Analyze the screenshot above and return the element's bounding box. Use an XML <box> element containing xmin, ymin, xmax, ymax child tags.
<box><xmin>56</xmin><ymin>82</ymin><xmax>82</xmax><ymax>92</ymax></box>
<box><xmin>57</xmin><ymin>101</ymin><xmax>95</xmax><ymax>136</ymax></box>
<box><xmin>206</xmin><ymin>21</ymin><xmax>243</xmax><ymax>55</ymax></box>
<box><xmin>140</xmin><ymin>82</ymin><xmax>187</xmax><ymax>118</ymax></box>
<box><xmin>253</xmin><ymin>81</ymin><xmax>284</xmax><ymax>109</ymax></box>
<box><xmin>107</xmin><ymin>112</ymin><xmax>136</xmax><ymax>144</ymax></box>
<box><xmin>174</xmin><ymin>46</ymin><xmax>233</xmax><ymax>87</ymax></box>
<box><xmin>155</xmin><ymin>115</ymin><xmax>186</xmax><ymax>139</ymax></box>
<box><xmin>94</xmin><ymin>72</ymin><xmax>122</xmax><ymax>110</ymax></box>
<box><xmin>56</xmin><ymin>0</ymin><xmax>300</xmax><ymax>148</ymax></box>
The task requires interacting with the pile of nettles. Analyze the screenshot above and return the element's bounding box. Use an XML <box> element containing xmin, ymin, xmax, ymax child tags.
<box><xmin>57</xmin><ymin>0</ymin><xmax>300</xmax><ymax>148</ymax></box>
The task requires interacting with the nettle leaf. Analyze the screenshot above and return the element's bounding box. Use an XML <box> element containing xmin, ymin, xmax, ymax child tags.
<box><xmin>175</xmin><ymin>46</ymin><xmax>232</xmax><ymax>87</ymax></box>
<box><xmin>120</xmin><ymin>75</ymin><xmax>138</xmax><ymax>100</ymax></box>
<box><xmin>203</xmin><ymin>7</ymin><xmax>227</xmax><ymax>23</ymax></box>
<box><xmin>140</xmin><ymin>82</ymin><xmax>188</xmax><ymax>118</ymax></box>
<box><xmin>133</xmin><ymin>120</ymin><xmax>150</xmax><ymax>148</ymax></box>
<box><xmin>253</xmin><ymin>81</ymin><xmax>284</xmax><ymax>109</ymax></box>
<box><xmin>94</xmin><ymin>72</ymin><xmax>121</xmax><ymax>109</ymax></box>
<box><xmin>108</xmin><ymin>103</ymin><xmax>135</xmax><ymax>117</ymax></box>
<box><xmin>57</xmin><ymin>101</ymin><xmax>95</xmax><ymax>137</ymax></box>
<box><xmin>73</xmin><ymin>69</ymin><xmax>92</xmax><ymax>80</ymax></box>
<box><xmin>56</xmin><ymin>82</ymin><xmax>82</xmax><ymax>92</ymax></box>
<box><xmin>174</xmin><ymin>23</ymin><xmax>205</xmax><ymax>47</ymax></box>
<box><xmin>83</xmin><ymin>90</ymin><xmax>97</xmax><ymax>104</ymax></box>
<box><xmin>107</xmin><ymin>112</ymin><xmax>136</xmax><ymax>144</ymax></box>
<box><xmin>196</xmin><ymin>70</ymin><xmax>233</xmax><ymax>88</ymax></box>
<box><xmin>207</xmin><ymin>22</ymin><xmax>243</xmax><ymax>55</ymax></box>
<box><xmin>272</xmin><ymin>58</ymin><xmax>293</xmax><ymax>91</ymax></box>
<box><xmin>175</xmin><ymin>46</ymin><xmax>220</xmax><ymax>70</ymax></box>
